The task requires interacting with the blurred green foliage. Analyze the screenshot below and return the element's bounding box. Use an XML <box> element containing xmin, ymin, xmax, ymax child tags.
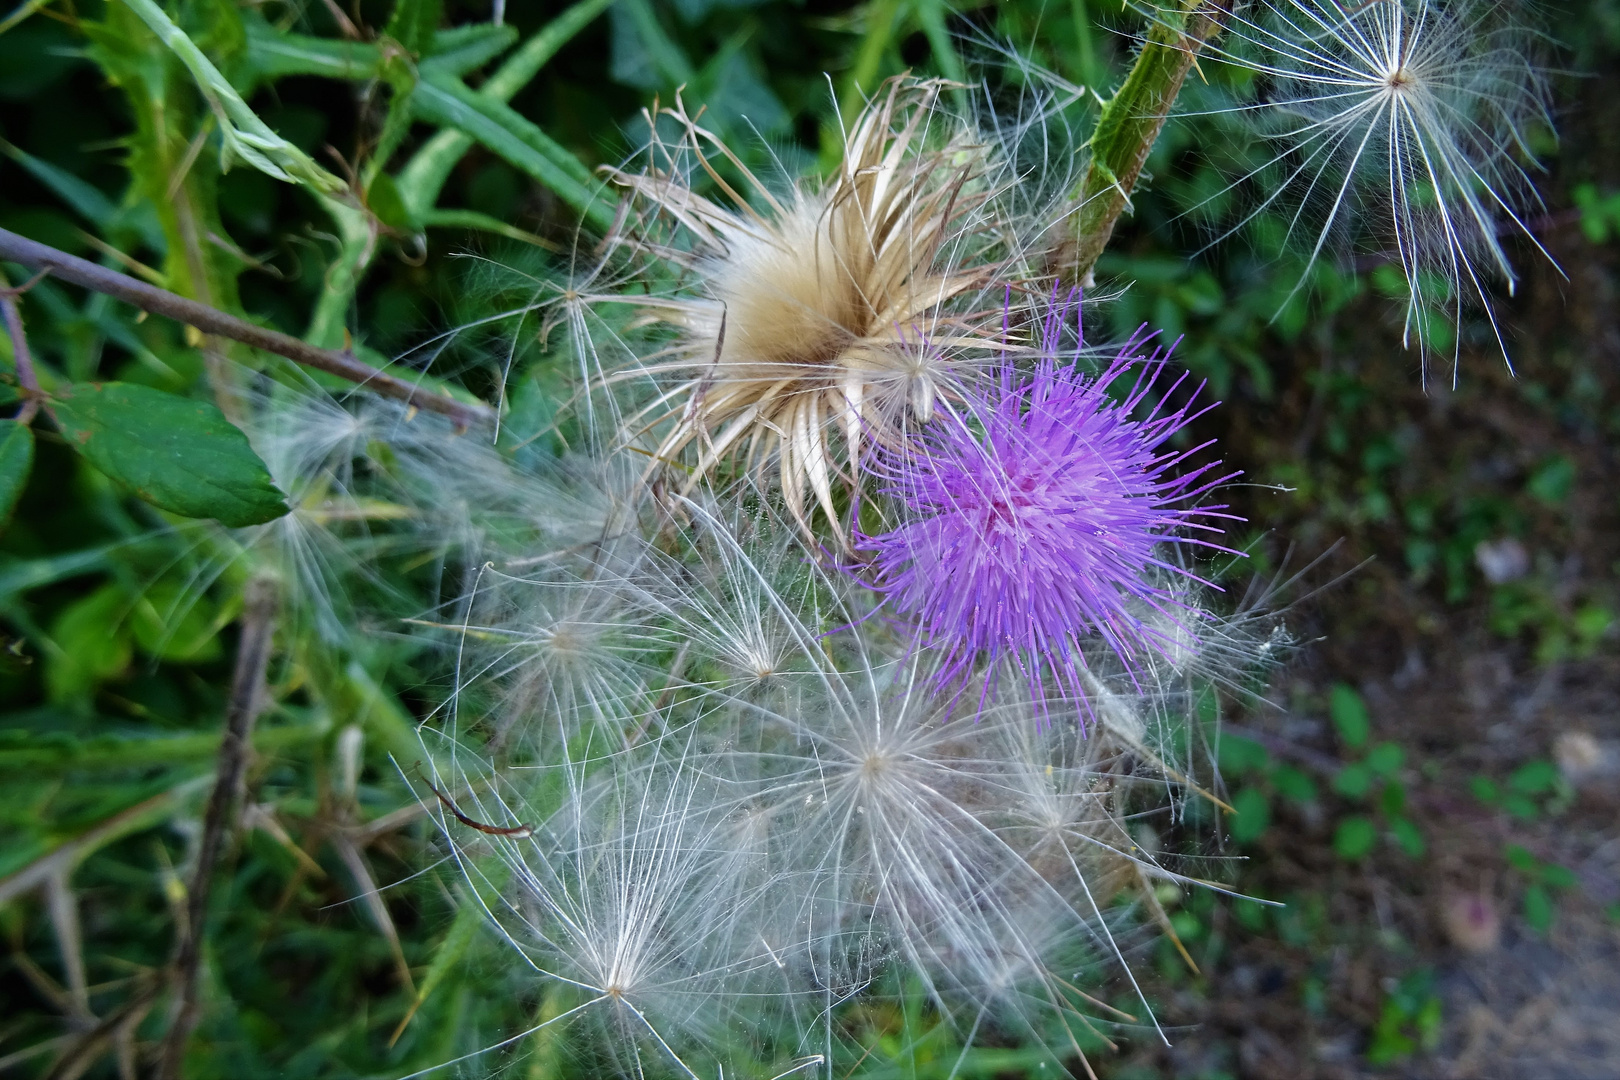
<box><xmin>1</xmin><ymin>0</ymin><xmax>1616</xmax><ymax>1076</ymax></box>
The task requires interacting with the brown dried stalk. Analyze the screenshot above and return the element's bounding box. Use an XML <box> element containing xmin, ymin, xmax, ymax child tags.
<box><xmin>155</xmin><ymin>580</ymin><xmax>277</xmax><ymax>1080</ymax></box>
<box><xmin>0</xmin><ymin>227</ymin><xmax>494</xmax><ymax>429</ymax></box>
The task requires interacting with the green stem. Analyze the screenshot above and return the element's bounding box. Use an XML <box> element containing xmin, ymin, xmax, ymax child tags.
<box><xmin>1061</xmin><ymin>0</ymin><xmax>1230</xmax><ymax>286</ymax></box>
<box><xmin>843</xmin><ymin>0</ymin><xmax>904</xmax><ymax>120</ymax></box>
<box><xmin>306</xmin><ymin>198</ymin><xmax>373</xmax><ymax>351</ymax></box>
<box><xmin>1071</xmin><ymin>0</ymin><xmax>1099</xmax><ymax>91</ymax></box>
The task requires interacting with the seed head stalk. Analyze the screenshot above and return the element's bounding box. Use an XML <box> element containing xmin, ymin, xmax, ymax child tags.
<box><xmin>1060</xmin><ymin>0</ymin><xmax>1234</xmax><ymax>286</ymax></box>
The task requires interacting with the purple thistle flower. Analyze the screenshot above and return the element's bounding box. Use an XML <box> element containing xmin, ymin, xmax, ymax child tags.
<box><xmin>856</xmin><ymin>303</ymin><xmax>1241</xmax><ymax>709</ymax></box>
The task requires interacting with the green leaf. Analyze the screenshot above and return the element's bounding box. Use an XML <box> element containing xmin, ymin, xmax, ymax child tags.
<box><xmin>1508</xmin><ymin>759</ymin><xmax>1559</xmax><ymax>796</ymax></box>
<box><xmin>0</xmin><ymin>136</ymin><xmax>116</xmax><ymax>227</ymax></box>
<box><xmin>0</xmin><ymin>419</ymin><xmax>34</xmax><ymax>528</ymax></box>
<box><xmin>1217</xmin><ymin>734</ymin><xmax>1269</xmax><ymax>775</ymax></box>
<box><xmin>366</xmin><ymin>172</ymin><xmax>418</xmax><ymax>231</ymax></box>
<box><xmin>1541</xmin><ymin>863</ymin><xmax>1579</xmax><ymax>891</ymax></box>
<box><xmin>1523</xmin><ymin>883</ymin><xmax>1554</xmax><ymax>933</ymax></box>
<box><xmin>1504</xmin><ymin>843</ymin><xmax>1540</xmax><ymax>875</ymax></box>
<box><xmin>1365</xmin><ymin>741</ymin><xmax>1405</xmax><ymax>777</ymax></box>
<box><xmin>1332</xmin><ymin>815</ymin><xmax>1377</xmax><ymax>860</ymax></box>
<box><xmin>1229</xmin><ymin>787</ymin><xmax>1271</xmax><ymax>844</ymax></box>
<box><xmin>1379</xmin><ymin>778</ymin><xmax>1407</xmax><ymax>817</ymax></box>
<box><xmin>1470</xmin><ymin>775</ymin><xmax>1501</xmax><ymax>805</ymax></box>
<box><xmin>1527</xmin><ymin>455</ymin><xmax>1575</xmax><ymax>505</ymax></box>
<box><xmin>411</xmin><ymin>72</ymin><xmax>612</xmax><ymax>232</ymax></box>
<box><xmin>1169</xmin><ymin>910</ymin><xmax>1203</xmax><ymax>941</ymax></box>
<box><xmin>130</xmin><ymin>579</ymin><xmax>225</xmax><ymax>663</ymax></box>
<box><xmin>1389</xmin><ymin>816</ymin><xmax>1426</xmax><ymax>858</ymax></box>
<box><xmin>386</xmin><ymin>0</ymin><xmax>443</xmax><ymax>56</ymax></box>
<box><xmin>1270</xmin><ymin>764</ymin><xmax>1318</xmax><ymax>804</ymax></box>
<box><xmin>242</xmin><ymin>16</ymin><xmax>382</xmax><ymax>81</ymax></box>
<box><xmin>1332</xmin><ymin>762</ymin><xmax>1373</xmax><ymax>799</ymax></box>
<box><xmin>119</xmin><ymin>0</ymin><xmax>349</xmax><ymax>195</ymax></box>
<box><xmin>1231</xmin><ymin>897</ymin><xmax>1268</xmax><ymax>932</ymax></box>
<box><xmin>46</xmin><ymin>582</ymin><xmax>134</xmax><ymax>703</ymax></box>
<box><xmin>1503</xmin><ymin>793</ymin><xmax>1539</xmax><ymax>821</ymax></box>
<box><xmin>48</xmin><ymin>382</ymin><xmax>288</xmax><ymax>527</ymax></box>
<box><xmin>1329</xmin><ymin>682</ymin><xmax>1370</xmax><ymax>748</ymax></box>
<box><xmin>1367</xmin><ymin>999</ymin><xmax>1416</xmax><ymax>1065</ymax></box>
<box><xmin>0</xmin><ymin>717</ymin><xmax>326</xmax><ymax>773</ymax></box>
<box><xmin>421</xmin><ymin>23</ymin><xmax>518</xmax><ymax>76</ymax></box>
<box><xmin>396</xmin><ymin>0</ymin><xmax>616</xmax><ymax>216</ymax></box>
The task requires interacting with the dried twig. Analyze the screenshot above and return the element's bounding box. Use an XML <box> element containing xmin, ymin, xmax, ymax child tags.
<box><xmin>43</xmin><ymin>870</ymin><xmax>93</xmax><ymax>1028</ymax></box>
<box><xmin>0</xmin><ymin>782</ymin><xmax>210</xmax><ymax>906</ymax></box>
<box><xmin>155</xmin><ymin>580</ymin><xmax>277</xmax><ymax>1080</ymax></box>
<box><xmin>42</xmin><ymin>976</ymin><xmax>162</xmax><ymax>1080</ymax></box>
<box><xmin>0</xmin><ymin>227</ymin><xmax>495</xmax><ymax>428</ymax></box>
<box><xmin>331</xmin><ymin>831</ymin><xmax>418</xmax><ymax>997</ymax></box>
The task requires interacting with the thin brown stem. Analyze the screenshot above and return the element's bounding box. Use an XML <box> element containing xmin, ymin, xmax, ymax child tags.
<box><xmin>155</xmin><ymin>580</ymin><xmax>277</xmax><ymax>1080</ymax></box>
<box><xmin>0</xmin><ymin>227</ymin><xmax>495</xmax><ymax>428</ymax></box>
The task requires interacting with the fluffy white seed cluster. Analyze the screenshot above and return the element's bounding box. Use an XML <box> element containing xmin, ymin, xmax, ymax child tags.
<box><xmin>1185</xmin><ymin>0</ymin><xmax>1555</xmax><ymax>376</ymax></box>
<box><xmin>406</xmin><ymin>472</ymin><xmax>1284</xmax><ymax>1076</ymax></box>
<box><xmin>220</xmin><ymin>67</ymin><xmax>1408</xmax><ymax>1077</ymax></box>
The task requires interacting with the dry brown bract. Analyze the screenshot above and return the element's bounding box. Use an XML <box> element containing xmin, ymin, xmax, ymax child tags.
<box><xmin>604</xmin><ymin>77</ymin><xmax>1018</xmax><ymax>537</ymax></box>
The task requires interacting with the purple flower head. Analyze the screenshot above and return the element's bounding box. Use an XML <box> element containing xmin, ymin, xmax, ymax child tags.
<box><xmin>856</xmin><ymin>302</ymin><xmax>1241</xmax><ymax>712</ymax></box>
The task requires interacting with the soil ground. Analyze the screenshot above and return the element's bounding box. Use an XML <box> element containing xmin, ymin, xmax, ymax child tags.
<box><xmin>1107</xmin><ymin>60</ymin><xmax>1620</xmax><ymax>1080</ymax></box>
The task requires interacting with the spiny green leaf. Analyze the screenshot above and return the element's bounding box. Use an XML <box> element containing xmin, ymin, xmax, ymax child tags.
<box><xmin>0</xmin><ymin>419</ymin><xmax>34</xmax><ymax>528</ymax></box>
<box><xmin>48</xmin><ymin>382</ymin><xmax>288</xmax><ymax>527</ymax></box>
<box><xmin>396</xmin><ymin>0</ymin><xmax>613</xmax><ymax>217</ymax></box>
<box><xmin>241</xmin><ymin>15</ymin><xmax>381</xmax><ymax>81</ymax></box>
<box><xmin>386</xmin><ymin>0</ymin><xmax>444</xmax><ymax>57</ymax></box>
<box><xmin>420</xmin><ymin>23</ymin><xmax>517</xmax><ymax>75</ymax></box>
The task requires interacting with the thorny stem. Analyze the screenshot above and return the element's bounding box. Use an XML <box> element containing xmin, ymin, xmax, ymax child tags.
<box><xmin>0</xmin><ymin>269</ymin><xmax>44</xmax><ymax>424</ymax></box>
<box><xmin>156</xmin><ymin>581</ymin><xmax>277</xmax><ymax>1080</ymax></box>
<box><xmin>0</xmin><ymin>228</ymin><xmax>496</xmax><ymax>428</ymax></box>
<box><xmin>1059</xmin><ymin>0</ymin><xmax>1233</xmax><ymax>286</ymax></box>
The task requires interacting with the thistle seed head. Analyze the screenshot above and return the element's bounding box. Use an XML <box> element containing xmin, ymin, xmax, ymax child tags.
<box><xmin>607</xmin><ymin>76</ymin><xmax>1028</xmax><ymax>535</ymax></box>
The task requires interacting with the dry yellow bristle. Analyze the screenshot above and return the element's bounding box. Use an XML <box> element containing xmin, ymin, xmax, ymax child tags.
<box><xmin>605</xmin><ymin>76</ymin><xmax>1020</xmax><ymax>538</ymax></box>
